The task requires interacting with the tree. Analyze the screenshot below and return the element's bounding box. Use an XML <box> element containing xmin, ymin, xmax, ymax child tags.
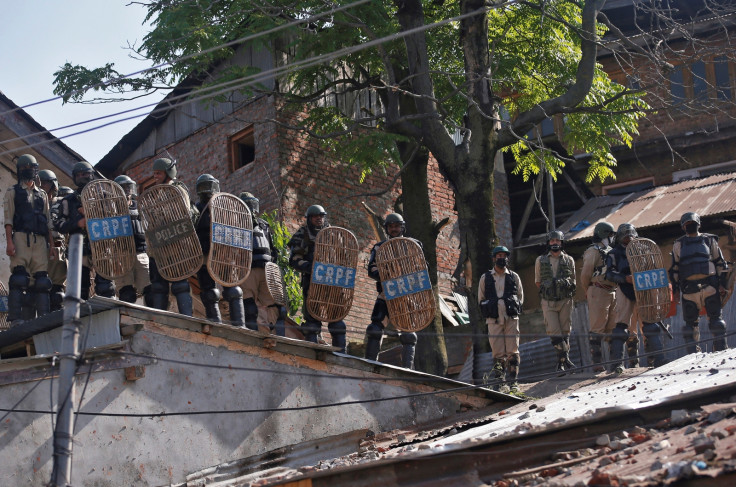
<box><xmin>55</xmin><ymin>0</ymin><xmax>733</xmax><ymax>380</ymax></box>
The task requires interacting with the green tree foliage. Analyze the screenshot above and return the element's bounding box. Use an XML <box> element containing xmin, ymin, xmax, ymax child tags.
<box><xmin>261</xmin><ymin>210</ymin><xmax>303</xmax><ymax>320</ymax></box>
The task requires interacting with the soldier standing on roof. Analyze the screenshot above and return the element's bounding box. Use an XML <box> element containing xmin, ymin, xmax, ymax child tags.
<box><xmin>364</xmin><ymin>213</ymin><xmax>419</xmax><ymax>369</ymax></box>
<box><xmin>4</xmin><ymin>154</ymin><xmax>54</xmax><ymax>326</ymax></box>
<box><xmin>147</xmin><ymin>157</ymin><xmax>198</xmax><ymax>316</ymax></box>
<box><xmin>38</xmin><ymin>170</ymin><xmax>68</xmax><ymax>312</ymax></box>
<box><xmin>112</xmin><ymin>175</ymin><xmax>152</xmax><ymax>305</ymax></box>
<box><xmin>580</xmin><ymin>222</ymin><xmax>617</xmax><ymax>372</ymax></box>
<box><xmin>287</xmin><ymin>205</ymin><xmax>347</xmax><ymax>352</ymax></box>
<box><xmin>670</xmin><ymin>212</ymin><xmax>730</xmax><ymax>353</ymax></box>
<box><xmin>535</xmin><ymin>230</ymin><xmax>577</xmax><ymax>372</ymax></box>
<box><xmin>479</xmin><ymin>245</ymin><xmax>524</xmax><ymax>390</ymax></box>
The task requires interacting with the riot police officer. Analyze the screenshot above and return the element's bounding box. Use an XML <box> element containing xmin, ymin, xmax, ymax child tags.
<box><xmin>57</xmin><ymin>161</ymin><xmax>116</xmax><ymax>301</ymax></box>
<box><xmin>287</xmin><ymin>205</ymin><xmax>347</xmax><ymax>352</ymax></box>
<box><xmin>38</xmin><ymin>170</ymin><xmax>68</xmax><ymax>312</ymax></box>
<box><xmin>147</xmin><ymin>157</ymin><xmax>197</xmax><ymax>316</ymax></box>
<box><xmin>364</xmin><ymin>213</ymin><xmax>420</xmax><ymax>369</ymax></box>
<box><xmin>4</xmin><ymin>154</ymin><xmax>54</xmax><ymax>325</ymax></box>
<box><xmin>535</xmin><ymin>230</ymin><xmax>576</xmax><ymax>371</ymax></box>
<box><xmin>479</xmin><ymin>245</ymin><xmax>524</xmax><ymax>390</ymax></box>
<box><xmin>580</xmin><ymin>221</ymin><xmax>617</xmax><ymax>372</ymax></box>
<box><xmin>239</xmin><ymin>192</ymin><xmax>282</xmax><ymax>334</ymax></box>
<box><xmin>113</xmin><ymin>175</ymin><xmax>151</xmax><ymax>304</ymax></box>
<box><xmin>194</xmin><ymin>174</ymin><xmax>245</xmax><ymax>326</ymax></box>
<box><xmin>606</xmin><ymin>223</ymin><xmax>666</xmax><ymax>372</ymax></box>
<box><xmin>670</xmin><ymin>212</ymin><xmax>729</xmax><ymax>353</ymax></box>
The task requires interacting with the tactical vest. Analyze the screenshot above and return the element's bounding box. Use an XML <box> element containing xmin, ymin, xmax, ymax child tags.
<box><xmin>607</xmin><ymin>245</ymin><xmax>636</xmax><ymax>301</ymax></box>
<box><xmin>483</xmin><ymin>270</ymin><xmax>521</xmax><ymax>318</ymax></box>
<box><xmin>678</xmin><ymin>235</ymin><xmax>713</xmax><ymax>280</ymax></box>
<box><xmin>62</xmin><ymin>192</ymin><xmax>92</xmax><ymax>255</ymax></box>
<box><xmin>588</xmin><ymin>244</ymin><xmax>615</xmax><ymax>287</ymax></box>
<box><xmin>538</xmin><ymin>253</ymin><xmax>575</xmax><ymax>301</ymax></box>
<box><xmin>129</xmin><ymin>200</ymin><xmax>146</xmax><ymax>253</ymax></box>
<box><xmin>251</xmin><ymin>218</ymin><xmax>273</xmax><ymax>268</ymax></box>
<box><xmin>12</xmin><ymin>184</ymin><xmax>48</xmax><ymax>236</ymax></box>
<box><xmin>195</xmin><ymin>202</ymin><xmax>211</xmax><ymax>255</ymax></box>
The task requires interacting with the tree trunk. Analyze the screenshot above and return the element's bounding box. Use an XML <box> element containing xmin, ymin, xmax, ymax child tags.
<box><xmin>398</xmin><ymin>141</ymin><xmax>448</xmax><ymax>376</ymax></box>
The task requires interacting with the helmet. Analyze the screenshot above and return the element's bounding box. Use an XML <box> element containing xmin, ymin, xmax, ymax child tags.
<box><xmin>384</xmin><ymin>213</ymin><xmax>405</xmax><ymax>226</ymax></box>
<box><xmin>239</xmin><ymin>191</ymin><xmax>260</xmax><ymax>215</ymax></box>
<box><xmin>305</xmin><ymin>205</ymin><xmax>327</xmax><ymax>218</ymax></box>
<box><xmin>38</xmin><ymin>169</ymin><xmax>59</xmax><ymax>193</ymax></box>
<box><xmin>593</xmin><ymin>221</ymin><xmax>615</xmax><ymax>241</ymax></box>
<box><xmin>492</xmin><ymin>245</ymin><xmax>510</xmax><ymax>257</ymax></box>
<box><xmin>16</xmin><ymin>154</ymin><xmax>39</xmax><ymax>181</ymax></box>
<box><xmin>196</xmin><ymin>174</ymin><xmax>220</xmax><ymax>197</ymax></box>
<box><xmin>72</xmin><ymin>161</ymin><xmax>95</xmax><ymax>189</ymax></box>
<box><xmin>616</xmin><ymin>223</ymin><xmax>638</xmax><ymax>242</ymax></box>
<box><xmin>58</xmin><ymin>186</ymin><xmax>75</xmax><ymax>197</ymax></box>
<box><xmin>114</xmin><ymin>175</ymin><xmax>137</xmax><ymax>197</ymax></box>
<box><xmin>547</xmin><ymin>230</ymin><xmax>564</xmax><ymax>242</ymax></box>
<box><xmin>152</xmin><ymin>157</ymin><xmax>177</xmax><ymax>180</ymax></box>
<box><xmin>680</xmin><ymin>212</ymin><xmax>700</xmax><ymax>228</ymax></box>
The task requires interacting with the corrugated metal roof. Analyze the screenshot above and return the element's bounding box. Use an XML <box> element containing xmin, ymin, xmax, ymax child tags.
<box><xmin>518</xmin><ymin>172</ymin><xmax>736</xmax><ymax>248</ymax></box>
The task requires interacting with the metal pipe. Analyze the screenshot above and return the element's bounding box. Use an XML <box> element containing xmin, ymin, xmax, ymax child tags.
<box><xmin>51</xmin><ymin>233</ymin><xmax>83</xmax><ymax>487</ymax></box>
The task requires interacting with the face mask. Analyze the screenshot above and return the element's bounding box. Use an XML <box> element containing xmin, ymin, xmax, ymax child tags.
<box><xmin>549</xmin><ymin>244</ymin><xmax>561</xmax><ymax>252</ymax></box>
<box><xmin>601</xmin><ymin>237</ymin><xmax>610</xmax><ymax>247</ymax></box>
<box><xmin>495</xmin><ymin>257</ymin><xmax>508</xmax><ymax>268</ymax></box>
<box><xmin>684</xmin><ymin>222</ymin><xmax>699</xmax><ymax>234</ymax></box>
<box><xmin>19</xmin><ymin>168</ymin><xmax>36</xmax><ymax>181</ymax></box>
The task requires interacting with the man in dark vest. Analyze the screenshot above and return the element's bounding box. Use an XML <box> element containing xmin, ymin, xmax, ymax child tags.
<box><xmin>112</xmin><ymin>175</ymin><xmax>151</xmax><ymax>305</ymax></box>
<box><xmin>580</xmin><ymin>221</ymin><xmax>617</xmax><ymax>372</ymax></box>
<box><xmin>147</xmin><ymin>157</ymin><xmax>197</xmax><ymax>316</ymax></box>
<box><xmin>479</xmin><ymin>245</ymin><xmax>524</xmax><ymax>390</ymax></box>
<box><xmin>239</xmin><ymin>192</ymin><xmax>281</xmax><ymax>334</ymax></box>
<box><xmin>670</xmin><ymin>212</ymin><xmax>729</xmax><ymax>353</ymax></box>
<box><xmin>192</xmin><ymin>174</ymin><xmax>245</xmax><ymax>327</ymax></box>
<box><xmin>38</xmin><ymin>170</ymin><xmax>67</xmax><ymax>312</ymax></box>
<box><xmin>4</xmin><ymin>154</ymin><xmax>54</xmax><ymax>325</ymax></box>
<box><xmin>57</xmin><ymin>161</ymin><xmax>116</xmax><ymax>301</ymax></box>
<box><xmin>364</xmin><ymin>213</ymin><xmax>419</xmax><ymax>369</ymax></box>
<box><xmin>606</xmin><ymin>223</ymin><xmax>666</xmax><ymax>372</ymax></box>
<box><xmin>535</xmin><ymin>230</ymin><xmax>576</xmax><ymax>372</ymax></box>
<box><xmin>287</xmin><ymin>205</ymin><xmax>347</xmax><ymax>352</ymax></box>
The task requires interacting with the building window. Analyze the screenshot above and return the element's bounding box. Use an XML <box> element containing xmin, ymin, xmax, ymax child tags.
<box><xmin>672</xmin><ymin>160</ymin><xmax>736</xmax><ymax>181</ymax></box>
<box><xmin>692</xmin><ymin>60</ymin><xmax>708</xmax><ymax>101</ymax></box>
<box><xmin>670</xmin><ymin>65</ymin><xmax>686</xmax><ymax>102</ymax></box>
<box><xmin>229</xmin><ymin>126</ymin><xmax>255</xmax><ymax>172</ymax></box>
<box><xmin>602</xmin><ymin>177</ymin><xmax>654</xmax><ymax>195</ymax></box>
<box><xmin>714</xmin><ymin>56</ymin><xmax>731</xmax><ymax>100</ymax></box>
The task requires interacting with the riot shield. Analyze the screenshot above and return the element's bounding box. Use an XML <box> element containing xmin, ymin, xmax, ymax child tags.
<box><xmin>306</xmin><ymin>226</ymin><xmax>359</xmax><ymax>322</ymax></box>
<box><xmin>626</xmin><ymin>237</ymin><xmax>671</xmax><ymax>323</ymax></box>
<box><xmin>265</xmin><ymin>262</ymin><xmax>286</xmax><ymax>306</ymax></box>
<box><xmin>139</xmin><ymin>184</ymin><xmax>203</xmax><ymax>281</ymax></box>
<box><xmin>375</xmin><ymin>237</ymin><xmax>435</xmax><ymax>332</ymax></box>
<box><xmin>0</xmin><ymin>281</ymin><xmax>8</xmax><ymax>331</ymax></box>
<box><xmin>81</xmin><ymin>180</ymin><xmax>136</xmax><ymax>280</ymax></box>
<box><xmin>207</xmin><ymin>193</ymin><xmax>253</xmax><ymax>287</ymax></box>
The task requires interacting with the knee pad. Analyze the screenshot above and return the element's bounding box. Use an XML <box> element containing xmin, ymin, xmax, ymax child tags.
<box><xmin>151</xmin><ymin>281</ymin><xmax>169</xmax><ymax>296</ymax></box>
<box><xmin>32</xmin><ymin>272</ymin><xmax>53</xmax><ymax>293</ymax></box>
<box><xmin>328</xmin><ymin>320</ymin><xmax>346</xmax><ymax>335</ymax></box>
<box><xmin>370</xmin><ymin>299</ymin><xmax>389</xmax><ymax>322</ymax></box>
<box><xmin>366</xmin><ymin>322</ymin><xmax>384</xmax><ymax>339</ymax></box>
<box><xmin>51</xmin><ymin>284</ymin><xmax>65</xmax><ymax>309</ymax></box>
<box><xmin>708</xmin><ymin>318</ymin><xmax>727</xmax><ymax>335</ymax></box>
<box><xmin>508</xmin><ymin>355</ymin><xmax>520</xmax><ymax>368</ymax></box>
<box><xmin>612</xmin><ymin>323</ymin><xmax>630</xmax><ymax>341</ymax></box>
<box><xmin>201</xmin><ymin>287</ymin><xmax>221</xmax><ymax>305</ymax></box>
<box><xmin>171</xmin><ymin>280</ymin><xmax>190</xmax><ymax>296</ymax></box>
<box><xmin>94</xmin><ymin>275</ymin><xmax>116</xmax><ymax>298</ymax></box>
<box><xmin>9</xmin><ymin>266</ymin><xmax>30</xmax><ymax>290</ymax></box>
<box><xmin>118</xmin><ymin>285</ymin><xmax>137</xmax><ymax>303</ymax></box>
<box><xmin>682</xmin><ymin>298</ymin><xmax>700</xmax><ymax>322</ymax></box>
<box><xmin>222</xmin><ymin>286</ymin><xmax>242</xmax><ymax>301</ymax></box>
<box><xmin>400</xmin><ymin>332</ymin><xmax>417</xmax><ymax>346</ymax></box>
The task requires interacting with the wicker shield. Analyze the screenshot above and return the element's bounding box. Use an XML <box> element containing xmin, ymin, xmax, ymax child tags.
<box><xmin>81</xmin><ymin>180</ymin><xmax>137</xmax><ymax>280</ymax></box>
<box><xmin>206</xmin><ymin>193</ymin><xmax>253</xmax><ymax>287</ymax></box>
<box><xmin>375</xmin><ymin>237</ymin><xmax>435</xmax><ymax>332</ymax></box>
<box><xmin>722</xmin><ymin>267</ymin><xmax>736</xmax><ymax>306</ymax></box>
<box><xmin>139</xmin><ymin>184</ymin><xmax>203</xmax><ymax>281</ymax></box>
<box><xmin>0</xmin><ymin>281</ymin><xmax>9</xmax><ymax>331</ymax></box>
<box><xmin>306</xmin><ymin>227</ymin><xmax>359</xmax><ymax>322</ymax></box>
<box><xmin>265</xmin><ymin>262</ymin><xmax>286</xmax><ymax>306</ymax></box>
<box><xmin>626</xmin><ymin>238</ymin><xmax>671</xmax><ymax>322</ymax></box>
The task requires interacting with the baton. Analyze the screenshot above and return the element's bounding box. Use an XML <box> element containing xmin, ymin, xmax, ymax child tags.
<box><xmin>658</xmin><ymin>321</ymin><xmax>674</xmax><ymax>340</ymax></box>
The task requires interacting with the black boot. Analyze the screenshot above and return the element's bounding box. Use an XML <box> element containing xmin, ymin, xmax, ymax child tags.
<box><xmin>329</xmin><ymin>321</ymin><xmax>347</xmax><ymax>354</ymax></box>
<box><xmin>364</xmin><ymin>322</ymin><xmax>384</xmax><ymax>361</ymax></box>
<box><xmin>400</xmin><ymin>332</ymin><xmax>417</xmax><ymax>370</ymax></box>
<box><xmin>642</xmin><ymin>322</ymin><xmax>666</xmax><ymax>367</ymax></box>
<box><xmin>490</xmin><ymin>358</ymin><xmax>506</xmax><ymax>391</ymax></box>
<box><xmin>243</xmin><ymin>297</ymin><xmax>259</xmax><ymax>331</ymax></box>
<box><xmin>589</xmin><ymin>332</ymin><xmax>605</xmax><ymax>372</ymax></box>
<box><xmin>223</xmin><ymin>287</ymin><xmax>245</xmax><ymax>328</ymax></box>
<box><xmin>507</xmin><ymin>356</ymin><xmax>520</xmax><ymax>391</ymax></box>
<box><xmin>611</xmin><ymin>323</ymin><xmax>629</xmax><ymax>373</ymax></box>
<box><xmin>626</xmin><ymin>333</ymin><xmax>639</xmax><ymax>368</ymax></box>
<box><xmin>682</xmin><ymin>324</ymin><xmax>701</xmax><ymax>355</ymax></box>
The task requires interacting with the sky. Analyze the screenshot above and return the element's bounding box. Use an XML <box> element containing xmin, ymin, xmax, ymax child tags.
<box><xmin>1</xmin><ymin>0</ymin><xmax>167</xmax><ymax>163</ymax></box>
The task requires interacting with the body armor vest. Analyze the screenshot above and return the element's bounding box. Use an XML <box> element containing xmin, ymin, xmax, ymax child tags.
<box><xmin>195</xmin><ymin>202</ymin><xmax>211</xmax><ymax>255</ymax></box>
<box><xmin>678</xmin><ymin>235</ymin><xmax>713</xmax><ymax>280</ymax></box>
<box><xmin>483</xmin><ymin>271</ymin><xmax>521</xmax><ymax>318</ymax></box>
<box><xmin>12</xmin><ymin>184</ymin><xmax>48</xmax><ymax>235</ymax></box>
<box><xmin>62</xmin><ymin>192</ymin><xmax>92</xmax><ymax>255</ymax></box>
<box><xmin>129</xmin><ymin>200</ymin><xmax>146</xmax><ymax>253</ymax></box>
<box><xmin>588</xmin><ymin>244</ymin><xmax>615</xmax><ymax>286</ymax></box>
<box><xmin>607</xmin><ymin>245</ymin><xmax>636</xmax><ymax>300</ymax></box>
<box><xmin>251</xmin><ymin>218</ymin><xmax>273</xmax><ymax>268</ymax></box>
<box><xmin>539</xmin><ymin>253</ymin><xmax>575</xmax><ymax>301</ymax></box>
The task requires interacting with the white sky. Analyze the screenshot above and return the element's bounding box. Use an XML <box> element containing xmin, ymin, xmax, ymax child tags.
<box><xmin>1</xmin><ymin>0</ymin><xmax>167</xmax><ymax>163</ymax></box>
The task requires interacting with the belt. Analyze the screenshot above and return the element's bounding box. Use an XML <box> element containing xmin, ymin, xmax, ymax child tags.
<box><xmin>593</xmin><ymin>282</ymin><xmax>614</xmax><ymax>291</ymax></box>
